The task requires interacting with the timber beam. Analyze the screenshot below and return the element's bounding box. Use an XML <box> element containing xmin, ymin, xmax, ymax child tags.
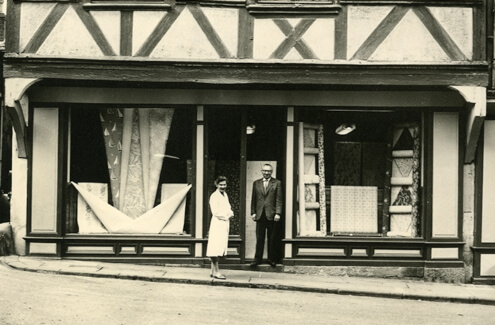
<box><xmin>3</xmin><ymin>55</ymin><xmax>489</xmax><ymax>87</ymax></box>
<box><xmin>4</xmin><ymin>78</ymin><xmax>41</xmax><ymax>158</ymax></box>
<box><xmin>450</xmin><ymin>86</ymin><xmax>486</xmax><ymax>163</ymax></box>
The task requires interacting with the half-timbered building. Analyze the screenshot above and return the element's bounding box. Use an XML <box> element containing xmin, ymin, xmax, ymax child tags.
<box><xmin>3</xmin><ymin>0</ymin><xmax>494</xmax><ymax>283</ymax></box>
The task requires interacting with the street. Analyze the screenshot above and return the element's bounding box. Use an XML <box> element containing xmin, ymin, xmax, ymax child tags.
<box><xmin>0</xmin><ymin>263</ymin><xmax>493</xmax><ymax>325</ymax></box>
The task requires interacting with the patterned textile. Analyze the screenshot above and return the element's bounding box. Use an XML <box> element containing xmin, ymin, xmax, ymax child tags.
<box><xmin>122</xmin><ymin>112</ymin><xmax>146</xmax><ymax>219</ymax></box>
<box><xmin>99</xmin><ymin>108</ymin><xmax>174</xmax><ymax>221</ymax></box>
<box><xmin>330</xmin><ymin>186</ymin><xmax>377</xmax><ymax>233</ymax></box>
<box><xmin>73</xmin><ymin>182</ymin><xmax>191</xmax><ymax>233</ymax></box>
<box><xmin>100</xmin><ymin>108</ymin><xmax>124</xmax><ymax>209</ymax></box>
<box><xmin>393</xmin><ymin>186</ymin><xmax>412</xmax><ymax>206</ymax></box>
<box><xmin>388</xmin><ymin>124</ymin><xmax>421</xmax><ymax>237</ymax></box>
<box><xmin>298</xmin><ymin>124</ymin><xmax>326</xmax><ymax>236</ymax></box>
<box><xmin>77</xmin><ymin>183</ymin><xmax>108</xmax><ymax>234</ymax></box>
<box><xmin>317</xmin><ymin>124</ymin><xmax>327</xmax><ymax>234</ymax></box>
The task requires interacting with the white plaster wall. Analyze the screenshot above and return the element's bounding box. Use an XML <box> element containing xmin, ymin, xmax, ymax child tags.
<box><xmin>253</xmin><ymin>19</ymin><xmax>287</xmax><ymax>59</ymax></box>
<box><xmin>348</xmin><ymin>6</ymin><xmax>393</xmax><ymax>60</ymax></box>
<box><xmin>19</xmin><ymin>3</ymin><xmax>56</xmax><ymax>52</ymax></box>
<box><xmin>347</xmin><ymin>6</ymin><xmax>472</xmax><ymax>62</ymax></box>
<box><xmin>17</xmin><ymin>4</ymin><xmax>474</xmax><ymax>63</ymax></box>
<box><xmin>370</xmin><ymin>11</ymin><xmax>449</xmax><ymax>61</ymax></box>
<box><xmin>150</xmin><ymin>7</ymin><xmax>218</xmax><ymax>59</ymax></box>
<box><xmin>10</xmin><ymin>130</ymin><xmax>27</xmax><ymax>255</ymax></box>
<box><xmin>202</xmin><ymin>7</ymin><xmax>239</xmax><ymax>57</ymax></box>
<box><xmin>37</xmin><ymin>6</ymin><xmax>104</xmax><ymax>56</ymax></box>
<box><xmin>91</xmin><ymin>11</ymin><xmax>121</xmax><ymax>56</ymax></box>
<box><xmin>133</xmin><ymin>11</ymin><xmax>164</xmax><ymax>56</ymax></box>
<box><xmin>428</xmin><ymin>7</ymin><xmax>473</xmax><ymax>60</ymax></box>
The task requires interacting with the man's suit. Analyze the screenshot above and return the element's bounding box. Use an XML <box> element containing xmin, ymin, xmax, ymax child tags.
<box><xmin>251</xmin><ymin>177</ymin><xmax>283</xmax><ymax>264</ymax></box>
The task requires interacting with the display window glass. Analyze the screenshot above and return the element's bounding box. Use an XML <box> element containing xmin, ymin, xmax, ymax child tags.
<box><xmin>297</xmin><ymin>109</ymin><xmax>422</xmax><ymax>238</ymax></box>
<box><xmin>66</xmin><ymin>106</ymin><xmax>194</xmax><ymax>235</ymax></box>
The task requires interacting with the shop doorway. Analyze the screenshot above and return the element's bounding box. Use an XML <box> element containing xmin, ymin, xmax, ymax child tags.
<box><xmin>245</xmin><ymin>107</ymin><xmax>286</xmax><ymax>262</ymax></box>
<box><xmin>206</xmin><ymin>106</ymin><xmax>286</xmax><ymax>263</ymax></box>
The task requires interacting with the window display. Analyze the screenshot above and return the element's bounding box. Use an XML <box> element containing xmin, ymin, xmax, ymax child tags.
<box><xmin>297</xmin><ymin>109</ymin><xmax>421</xmax><ymax>237</ymax></box>
<box><xmin>67</xmin><ymin>106</ymin><xmax>194</xmax><ymax>235</ymax></box>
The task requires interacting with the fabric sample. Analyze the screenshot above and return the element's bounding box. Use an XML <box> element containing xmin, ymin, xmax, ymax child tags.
<box><xmin>160</xmin><ymin>183</ymin><xmax>188</xmax><ymax>234</ymax></box>
<box><xmin>394</xmin><ymin>158</ymin><xmax>414</xmax><ymax>177</ymax></box>
<box><xmin>77</xmin><ymin>183</ymin><xmax>108</xmax><ymax>234</ymax></box>
<box><xmin>331</xmin><ymin>186</ymin><xmax>377</xmax><ymax>233</ymax></box>
<box><xmin>73</xmin><ymin>182</ymin><xmax>191</xmax><ymax>234</ymax></box>
<box><xmin>100</xmin><ymin>108</ymin><xmax>123</xmax><ymax>209</ymax></box>
<box><xmin>122</xmin><ymin>111</ymin><xmax>146</xmax><ymax>219</ymax></box>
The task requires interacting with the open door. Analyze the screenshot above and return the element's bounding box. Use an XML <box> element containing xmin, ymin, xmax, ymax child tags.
<box><xmin>244</xmin><ymin>107</ymin><xmax>286</xmax><ymax>263</ymax></box>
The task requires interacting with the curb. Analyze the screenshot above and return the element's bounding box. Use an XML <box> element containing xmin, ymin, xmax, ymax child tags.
<box><xmin>3</xmin><ymin>258</ymin><xmax>494</xmax><ymax>306</ymax></box>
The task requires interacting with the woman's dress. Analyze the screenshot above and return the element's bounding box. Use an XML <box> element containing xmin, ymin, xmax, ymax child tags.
<box><xmin>206</xmin><ymin>190</ymin><xmax>233</xmax><ymax>257</ymax></box>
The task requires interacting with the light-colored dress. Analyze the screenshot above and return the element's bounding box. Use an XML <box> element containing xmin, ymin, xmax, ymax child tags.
<box><xmin>206</xmin><ymin>190</ymin><xmax>234</xmax><ymax>257</ymax></box>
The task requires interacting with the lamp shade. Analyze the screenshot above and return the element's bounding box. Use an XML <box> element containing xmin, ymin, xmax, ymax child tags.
<box><xmin>246</xmin><ymin>125</ymin><xmax>256</xmax><ymax>134</ymax></box>
<box><xmin>335</xmin><ymin>123</ymin><xmax>356</xmax><ymax>135</ymax></box>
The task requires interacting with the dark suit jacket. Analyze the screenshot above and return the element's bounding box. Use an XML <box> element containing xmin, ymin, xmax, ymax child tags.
<box><xmin>251</xmin><ymin>178</ymin><xmax>283</xmax><ymax>221</ymax></box>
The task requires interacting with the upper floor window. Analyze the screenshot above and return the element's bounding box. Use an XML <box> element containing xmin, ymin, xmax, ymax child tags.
<box><xmin>246</xmin><ymin>0</ymin><xmax>341</xmax><ymax>16</ymax></box>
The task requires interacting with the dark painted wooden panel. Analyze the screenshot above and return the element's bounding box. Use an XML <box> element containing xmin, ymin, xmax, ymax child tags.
<box><xmin>4</xmin><ymin>56</ymin><xmax>489</xmax><ymax>86</ymax></box>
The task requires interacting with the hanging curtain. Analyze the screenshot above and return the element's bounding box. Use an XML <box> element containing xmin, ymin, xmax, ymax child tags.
<box><xmin>100</xmin><ymin>108</ymin><xmax>175</xmax><ymax>218</ymax></box>
<box><xmin>100</xmin><ymin>108</ymin><xmax>124</xmax><ymax>210</ymax></box>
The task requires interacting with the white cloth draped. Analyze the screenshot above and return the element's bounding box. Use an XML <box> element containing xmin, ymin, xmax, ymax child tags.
<box><xmin>73</xmin><ymin>182</ymin><xmax>191</xmax><ymax>234</ymax></box>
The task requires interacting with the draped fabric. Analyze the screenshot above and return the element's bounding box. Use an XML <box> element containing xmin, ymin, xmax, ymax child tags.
<box><xmin>76</xmin><ymin>182</ymin><xmax>108</xmax><ymax>234</ymax></box>
<box><xmin>73</xmin><ymin>182</ymin><xmax>191</xmax><ymax>233</ymax></box>
<box><xmin>122</xmin><ymin>112</ymin><xmax>146</xmax><ymax>218</ymax></box>
<box><xmin>78</xmin><ymin>107</ymin><xmax>179</xmax><ymax>233</ymax></box>
<box><xmin>160</xmin><ymin>184</ymin><xmax>189</xmax><ymax>234</ymax></box>
<box><xmin>99</xmin><ymin>108</ymin><xmax>124</xmax><ymax>210</ymax></box>
<box><xmin>100</xmin><ymin>108</ymin><xmax>174</xmax><ymax>219</ymax></box>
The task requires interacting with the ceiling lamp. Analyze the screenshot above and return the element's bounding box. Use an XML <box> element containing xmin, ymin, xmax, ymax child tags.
<box><xmin>246</xmin><ymin>125</ymin><xmax>256</xmax><ymax>135</ymax></box>
<box><xmin>335</xmin><ymin>123</ymin><xmax>356</xmax><ymax>135</ymax></box>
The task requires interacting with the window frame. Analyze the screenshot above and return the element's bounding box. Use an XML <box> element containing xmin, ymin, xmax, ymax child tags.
<box><xmin>294</xmin><ymin>107</ymin><xmax>424</xmax><ymax>239</ymax></box>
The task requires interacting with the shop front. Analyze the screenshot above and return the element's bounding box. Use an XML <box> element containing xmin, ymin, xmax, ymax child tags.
<box><xmin>3</xmin><ymin>0</ymin><xmax>489</xmax><ymax>282</ymax></box>
<box><xmin>3</xmin><ymin>82</ymin><xmax>473</xmax><ymax>281</ymax></box>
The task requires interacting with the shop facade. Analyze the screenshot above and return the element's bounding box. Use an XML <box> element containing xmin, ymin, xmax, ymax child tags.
<box><xmin>3</xmin><ymin>0</ymin><xmax>493</xmax><ymax>283</ymax></box>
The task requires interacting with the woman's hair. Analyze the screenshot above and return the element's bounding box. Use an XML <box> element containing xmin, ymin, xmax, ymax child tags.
<box><xmin>215</xmin><ymin>176</ymin><xmax>228</xmax><ymax>186</ymax></box>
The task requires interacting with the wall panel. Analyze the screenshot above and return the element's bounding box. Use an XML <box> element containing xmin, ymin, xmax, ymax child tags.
<box><xmin>482</xmin><ymin>120</ymin><xmax>495</xmax><ymax>242</ymax></box>
<box><xmin>432</xmin><ymin>112</ymin><xmax>459</xmax><ymax>238</ymax></box>
<box><xmin>31</xmin><ymin>108</ymin><xmax>59</xmax><ymax>233</ymax></box>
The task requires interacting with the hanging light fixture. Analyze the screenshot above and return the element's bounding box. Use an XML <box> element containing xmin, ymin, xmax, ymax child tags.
<box><xmin>335</xmin><ymin>123</ymin><xmax>356</xmax><ymax>135</ymax></box>
<box><xmin>246</xmin><ymin>124</ymin><xmax>256</xmax><ymax>135</ymax></box>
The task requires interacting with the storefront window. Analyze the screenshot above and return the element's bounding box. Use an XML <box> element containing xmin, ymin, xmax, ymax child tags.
<box><xmin>66</xmin><ymin>106</ymin><xmax>194</xmax><ymax>235</ymax></box>
<box><xmin>297</xmin><ymin>109</ymin><xmax>421</xmax><ymax>238</ymax></box>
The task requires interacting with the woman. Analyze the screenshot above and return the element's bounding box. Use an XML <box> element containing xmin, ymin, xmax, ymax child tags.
<box><xmin>206</xmin><ymin>176</ymin><xmax>234</xmax><ymax>280</ymax></box>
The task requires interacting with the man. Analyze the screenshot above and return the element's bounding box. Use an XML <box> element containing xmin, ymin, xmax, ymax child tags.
<box><xmin>250</xmin><ymin>163</ymin><xmax>283</xmax><ymax>267</ymax></box>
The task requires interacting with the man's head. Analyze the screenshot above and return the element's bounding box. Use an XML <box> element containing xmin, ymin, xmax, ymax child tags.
<box><xmin>261</xmin><ymin>164</ymin><xmax>273</xmax><ymax>179</ymax></box>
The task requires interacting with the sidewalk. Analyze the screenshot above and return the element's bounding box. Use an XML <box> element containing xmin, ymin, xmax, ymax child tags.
<box><xmin>2</xmin><ymin>255</ymin><xmax>494</xmax><ymax>306</ymax></box>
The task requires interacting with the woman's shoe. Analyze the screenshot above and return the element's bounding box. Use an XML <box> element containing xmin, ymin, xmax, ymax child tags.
<box><xmin>213</xmin><ymin>273</ymin><xmax>226</xmax><ymax>280</ymax></box>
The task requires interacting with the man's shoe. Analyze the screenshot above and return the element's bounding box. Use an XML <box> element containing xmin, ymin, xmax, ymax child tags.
<box><xmin>250</xmin><ymin>261</ymin><xmax>260</xmax><ymax>267</ymax></box>
<box><xmin>269</xmin><ymin>260</ymin><xmax>276</xmax><ymax>267</ymax></box>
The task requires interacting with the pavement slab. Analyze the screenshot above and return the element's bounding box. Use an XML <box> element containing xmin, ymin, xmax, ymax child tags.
<box><xmin>2</xmin><ymin>255</ymin><xmax>494</xmax><ymax>306</ymax></box>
